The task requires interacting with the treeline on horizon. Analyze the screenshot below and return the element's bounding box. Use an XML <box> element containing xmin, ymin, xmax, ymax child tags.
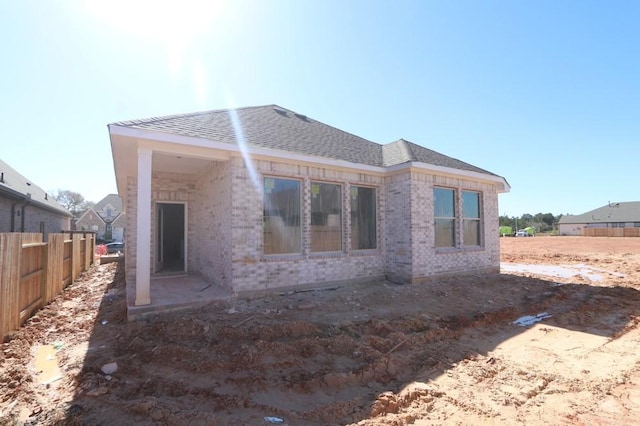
<box><xmin>499</xmin><ymin>213</ymin><xmax>563</xmax><ymax>233</ymax></box>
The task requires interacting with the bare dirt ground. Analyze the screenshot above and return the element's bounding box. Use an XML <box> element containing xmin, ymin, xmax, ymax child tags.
<box><xmin>1</xmin><ymin>236</ymin><xmax>640</xmax><ymax>425</ymax></box>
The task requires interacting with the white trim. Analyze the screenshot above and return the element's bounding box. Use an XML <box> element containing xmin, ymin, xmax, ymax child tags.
<box><xmin>135</xmin><ymin>147</ymin><xmax>152</xmax><ymax>306</ymax></box>
<box><xmin>387</xmin><ymin>162</ymin><xmax>511</xmax><ymax>193</ymax></box>
<box><xmin>110</xmin><ymin>124</ymin><xmax>510</xmax><ymax>191</ymax></box>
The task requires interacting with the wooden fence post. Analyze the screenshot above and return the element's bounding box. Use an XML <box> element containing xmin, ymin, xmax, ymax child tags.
<box><xmin>39</xmin><ymin>242</ymin><xmax>49</xmax><ymax>307</ymax></box>
<box><xmin>84</xmin><ymin>233</ymin><xmax>92</xmax><ymax>271</ymax></box>
<box><xmin>91</xmin><ymin>233</ymin><xmax>95</xmax><ymax>265</ymax></box>
<box><xmin>46</xmin><ymin>234</ymin><xmax>64</xmax><ymax>304</ymax></box>
<box><xmin>72</xmin><ymin>234</ymin><xmax>81</xmax><ymax>281</ymax></box>
<box><xmin>0</xmin><ymin>234</ymin><xmax>22</xmax><ymax>339</ymax></box>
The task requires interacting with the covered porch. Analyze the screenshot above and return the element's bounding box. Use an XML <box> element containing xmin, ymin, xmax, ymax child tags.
<box><xmin>126</xmin><ymin>273</ymin><xmax>233</xmax><ymax>321</ymax></box>
<box><xmin>110</xmin><ymin>129</ymin><xmax>235</xmax><ymax>312</ymax></box>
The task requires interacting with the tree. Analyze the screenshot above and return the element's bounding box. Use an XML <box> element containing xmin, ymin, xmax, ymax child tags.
<box><xmin>52</xmin><ymin>190</ymin><xmax>94</xmax><ymax>215</ymax></box>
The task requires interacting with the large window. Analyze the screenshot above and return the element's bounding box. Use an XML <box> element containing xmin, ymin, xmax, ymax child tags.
<box><xmin>351</xmin><ymin>186</ymin><xmax>376</xmax><ymax>250</ymax></box>
<box><xmin>462</xmin><ymin>191</ymin><xmax>481</xmax><ymax>246</ymax></box>
<box><xmin>263</xmin><ymin>177</ymin><xmax>301</xmax><ymax>254</ymax></box>
<box><xmin>434</xmin><ymin>188</ymin><xmax>455</xmax><ymax>247</ymax></box>
<box><xmin>311</xmin><ymin>182</ymin><xmax>342</xmax><ymax>252</ymax></box>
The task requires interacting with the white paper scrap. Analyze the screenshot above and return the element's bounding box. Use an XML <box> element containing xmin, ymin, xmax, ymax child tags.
<box><xmin>513</xmin><ymin>312</ymin><xmax>552</xmax><ymax>327</ymax></box>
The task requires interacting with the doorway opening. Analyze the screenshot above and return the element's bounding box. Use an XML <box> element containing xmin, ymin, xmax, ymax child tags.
<box><xmin>155</xmin><ymin>202</ymin><xmax>186</xmax><ymax>274</ymax></box>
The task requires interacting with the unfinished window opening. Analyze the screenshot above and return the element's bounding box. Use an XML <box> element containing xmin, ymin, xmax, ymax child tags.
<box><xmin>311</xmin><ymin>182</ymin><xmax>342</xmax><ymax>252</ymax></box>
<box><xmin>350</xmin><ymin>186</ymin><xmax>376</xmax><ymax>250</ymax></box>
<box><xmin>263</xmin><ymin>177</ymin><xmax>301</xmax><ymax>255</ymax></box>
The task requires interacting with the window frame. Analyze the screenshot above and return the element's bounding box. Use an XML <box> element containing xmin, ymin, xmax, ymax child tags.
<box><xmin>263</xmin><ymin>176</ymin><xmax>303</xmax><ymax>255</ymax></box>
<box><xmin>310</xmin><ymin>181</ymin><xmax>343</xmax><ymax>253</ymax></box>
<box><xmin>350</xmin><ymin>185</ymin><xmax>377</xmax><ymax>251</ymax></box>
<box><xmin>462</xmin><ymin>190</ymin><xmax>482</xmax><ymax>247</ymax></box>
<box><xmin>433</xmin><ymin>186</ymin><xmax>484</xmax><ymax>250</ymax></box>
<box><xmin>434</xmin><ymin>187</ymin><xmax>457</xmax><ymax>248</ymax></box>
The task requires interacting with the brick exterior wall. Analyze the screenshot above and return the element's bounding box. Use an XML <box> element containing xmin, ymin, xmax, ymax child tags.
<box><xmin>125</xmin><ymin>171</ymin><xmax>198</xmax><ymax>287</ymax></box>
<box><xmin>192</xmin><ymin>161</ymin><xmax>232</xmax><ymax>289</ymax></box>
<box><xmin>0</xmin><ymin>197</ymin><xmax>69</xmax><ymax>233</ymax></box>
<box><xmin>151</xmin><ymin>172</ymin><xmax>197</xmax><ymax>274</ymax></box>
<box><xmin>124</xmin><ymin>155</ymin><xmax>501</xmax><ymax>294</ymax></box>
<box><xmin>410</xmin><ymin>173</ymin><xmax>500</xmax><ymax>281</ymax></box>
<box><xmin>229</xmin><ymin>157</ymin><xmax>386</xmax><ymax>293</ymax></box>
<box><xmin>76</xmin><ymin>211</ymin><xmax>104</xmax><ymax>234</ymax></box>
<box><xmin>383</xmin><ymin>172</ymin><xmax>413</xmax><ymax>282</ymax></box>
<box><xmin>0</xmin><ymin>198</ymin><xmax>13</xmax><ymax>231</ymax></box>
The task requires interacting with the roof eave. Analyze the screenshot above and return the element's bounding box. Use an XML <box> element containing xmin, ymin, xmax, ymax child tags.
<box><xmin>0</xmin><ymin>184</ymin><xmax>73</xmax><ymax>217</ymax></box>
<box><xmin>387</xmin><ymin>162</ymin><xmax>511</xmax><ymax>192</ymax></box>
<box><xmin>109</xmin><ymin>125</ymin><xmax>510</xmax><ymax>192</ymax></box>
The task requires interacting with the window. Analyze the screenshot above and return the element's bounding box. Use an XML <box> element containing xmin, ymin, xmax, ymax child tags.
<box><xmin>462</xmin><ymin>191</ymin><xmax>482</xmax><ymax>246</ymax></box>
<box><xmin>434</xmin><ymin>188</ymin><xmax>455</xmax><ymax>247</ymax></box>
<box><xmin>634</xmin><ymin>222</ymin><xmax>640</xmax><ymax>228</ymax></box>
<box><xmin>263</xmin><ymin>178</ymin><xmax>301</xmax><ymax>254</ymax></box>
<box><xmin>311</xmin><ymin>182</ymin><xmax>342</xmax><ymax>252</ymax></box>
<box><xmin>612</xmin><ymin>222</ymin><xmax>626</xmax><ymax>228</ymax></box>
<box><xmin>351</xmin><ymin>186</ymin><xmax>376</xmax><ymax>250</ymax></box>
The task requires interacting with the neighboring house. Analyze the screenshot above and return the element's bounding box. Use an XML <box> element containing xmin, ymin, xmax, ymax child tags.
<box><xmin>0</xmin><ymin>159</ymin><xmax>72</xmax><ymax>233</ymax></box>
<box><xmin>75</xmin><ymin>194</ymin><xmax>125</xmax><ymax>242</ymax></box>
<box><xmin>558</xmin><ymin>202</ymin><xmax>640</xmax><ymax>235</ymax></box>
<box><xmin>109</xmin><ymin>105</ymin><xmax>510</xmax><ymax>306</ymax></box>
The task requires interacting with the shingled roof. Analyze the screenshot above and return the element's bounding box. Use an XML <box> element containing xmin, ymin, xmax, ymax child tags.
<box><xmin>382</xmin><ymin>139</ymin><xmax>494</xmax><ymax>175</ymax></box>
<box><xmin>95</xmin><ymin>194</ymin><xmax>123</xmax><ymax>213</ymax></box>
<box><xmin>0</xmin><ymin>159</ymin><xmax>72</xmax><ymax>216</ymax></box>
<box><xmin>558</xmin><ymin>202</ymin><xmax>640</xmax><ymax>224</ymax></box>
<box><xmin>112</xmin><ymin>105</ymin><xmax>497</xmax><ymax>175</ymax></box>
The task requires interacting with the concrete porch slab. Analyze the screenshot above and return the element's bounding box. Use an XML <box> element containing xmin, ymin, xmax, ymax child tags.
<box><xmin>126</xmin><ymin>274</ymin><xmax>233</xmax><ymax>321</ymax></box>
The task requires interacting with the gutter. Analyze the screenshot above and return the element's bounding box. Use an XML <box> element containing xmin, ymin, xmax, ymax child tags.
<box><xmin>10</xmin><ymin>200</ymin><xmax>20</xmax><ymax>231</ymax></box>
<box><xmin>9</xmin><ymin>198</ymin><xmax>29</xmax><ymax>232</ymax></box>
<box><xmin>20</xmin><ymin>201</ymin><xmax>29</xmax><ymax>232</ymax></box>
<box><xmin>0</xmin><ymin>184</ymin><xmax>72</xmax><ymax>218</ymax></box>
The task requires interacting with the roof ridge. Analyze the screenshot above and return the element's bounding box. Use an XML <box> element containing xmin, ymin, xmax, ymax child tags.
<box><xmin>109</xmin><ymin>104</ymin><xmax>279</xmax><ymax>127</ymax></box>
<box><xmin>395</xmin><ymin>138</ymin><xmax>417</xmax><ymax>162</ymax></box>
<box><xmin>398</xmin><ymin>138</ymin><xmax>497</xmax><ymax>176</ymax></box>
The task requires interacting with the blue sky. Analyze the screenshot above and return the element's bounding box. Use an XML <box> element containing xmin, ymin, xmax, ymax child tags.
<box><xmin>1</xmin><ymin>0</ymin><xmax>638</xmax><ymax>217</ymax></box>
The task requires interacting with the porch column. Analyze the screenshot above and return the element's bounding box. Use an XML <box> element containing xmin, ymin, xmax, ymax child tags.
<box><xmin>135</xmin><ymin>147</ymin><xmax>152</xmax><ymax>305</ymax></box>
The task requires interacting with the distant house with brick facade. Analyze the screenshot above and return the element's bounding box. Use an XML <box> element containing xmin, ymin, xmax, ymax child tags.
<box><xmin>109</xmin><ymin>105</ymin><xmax>510</xmax><ymax>307</ymax></box>
<box><xmin>75</xmin><ymin>194</ymin><xmax>125</xmax><ymax>242</ymax></box>
<box><xmin>0</xmin><ymin>159</ymin><xmax>72</xmax><ymax>233</ymax></box>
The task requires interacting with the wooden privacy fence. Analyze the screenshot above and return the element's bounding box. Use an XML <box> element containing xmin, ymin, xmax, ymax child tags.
<box><xmin>583</xmin><ymin>227</ymin><xmax>640</xmax><ymax>237</ymax></box>
<box><xmin>0</xmin><ymin>232</ymin><xmax>95</xmax><ymax>340</ymax></box>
